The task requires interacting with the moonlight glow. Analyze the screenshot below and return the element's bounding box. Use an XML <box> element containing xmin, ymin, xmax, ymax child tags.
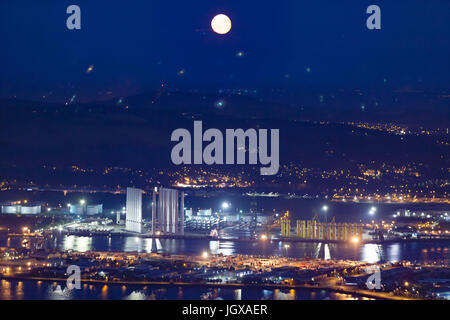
<box><xmin>211</xmin><ymin>14</ymin><xmax>232</xmax><ymax>34</ymax></box>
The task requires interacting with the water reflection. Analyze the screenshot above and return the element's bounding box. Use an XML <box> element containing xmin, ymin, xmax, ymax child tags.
<box><xmin>16</xmin><ymin>281</ymin><xmax>24</xmax><ymax>299</ymax></box>
<box><xmin>101</xmin><ymin>285</ymin><xmax>108</xmax><ymax>300</ymax></box>
<box><xmin>47</xmin><ymin>284</ymin><xmax>74</xmax><ymax>300</ymax></box>
<box><xmin>361</xmin><ymin>244</ymin><xmax>382</xmax><ymax>263</ymax></box>
<box><xmin>143</xmin><ymin>238</ymin><xmax>153</xmax><ymax>252</ymax></box>
<box><xmin>331</xmin><ymin>292</ymin><xmax>373</xmax><ymax>300</ymax></box>
<box><xmin>217</xmin><ymin>241</ymin><xmax>235</xmax><ymax>256</ymax></box>
<box><xmin>155</xmin><ymin>239</ymin><xmax>162</xmax><ymax>252</ymax></box>
<box><xmin>126</xmin><ymin>291</ymin><xmax>147</xmax><ymax>300</ymax></box>
<box><xmin>274</xmin><ymin>289</ymin><xmax>296</xmax><ymax>300</ymax></box>
<box><xmin>0</xmin><ymin>280</ymin><xmax>11</xmax><ymax>300</ymax></box>
<box><xmin>386</xmin><ymin>243</ymin><xmax>401</xmax><ymax>262</ymax></box>
<box><xmin>209</xmin><ymin>240</ymin><xmax>219</xmax><ymax>254</ymax></box>
<box><xmin>63</xmin><ymin>236</ymin><xmax>92</xmax><ymax>252</ymax></box>
<box><xmin>262</xmin><ymin>289</ymin><xmax>272</xmax><ymax>300</ymax></box>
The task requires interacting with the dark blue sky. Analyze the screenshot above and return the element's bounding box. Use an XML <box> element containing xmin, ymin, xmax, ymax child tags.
<box><xmin>0</xmin><ymin>1</ymin><xmax>449</xmax><ymax>102</ymax></box>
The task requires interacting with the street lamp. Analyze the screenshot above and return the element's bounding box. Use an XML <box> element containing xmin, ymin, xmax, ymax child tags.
<box><xmin>351</xmin><ymin>236</ymin><xmax>360</xmax><ymax>244</ymax></box>
<box><xmin>283</xmin><ymin>243</ymin><xmax>290</xmax><ymax>256</ymax></box>
<box><xmin>221</xmin><ymin>202</ymin><xmax>230</xmax><ymax>210</ymax></box>
<box><xmin>322</xmin><ymin>205</ymin><xmax>328</xmax><ymax>223</ymax></box>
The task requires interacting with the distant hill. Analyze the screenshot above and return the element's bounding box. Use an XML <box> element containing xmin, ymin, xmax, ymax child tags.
<box><xmin>0</xmin><ymin>90</ymin><xmax>447</xmax><ymax>173</ymax></box>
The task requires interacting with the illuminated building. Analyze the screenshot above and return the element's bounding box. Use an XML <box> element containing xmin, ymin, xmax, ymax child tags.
<box><xmin>283</xmin><ymin>219</ymin><xmax>364</xmax><ymax>241</ymax></box>
<box><xmin>86</xmin><ymin>204</ymin><xmax>103</xmax><ymax>215</ymax></box>
<box><xmin>1</xmin><ymin>202</ymin><xmax>41</xmax><ymax>214</ymax></box>
<box><xmin>68</xmin><ymin>203</ymin><xmax>102</xmax><ymax>215</ymax></box>
<box><xmin>152</xmin><ymin>187</ymin><xmax>184</xmax><ymax>235</ymax></box>
<box><xmin>69</xmin><ymin>204</ymin><xmax>84</xmax><ymax>215</ymax></box>
<box><xmin>125</xmin><ymin>187</ymin><xmax>143</xmax><ymax>233</ymax></box>
<box><xmin>281</xmin><ymin>218</ymin><xmax>290</xmax><ymax>237</ymax></box>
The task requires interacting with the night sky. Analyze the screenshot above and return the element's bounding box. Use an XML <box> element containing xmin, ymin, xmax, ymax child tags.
<box><xmin>0</xmin><ymin>1</ymin><xmax>449</xmax><ymax>102</ymax></box>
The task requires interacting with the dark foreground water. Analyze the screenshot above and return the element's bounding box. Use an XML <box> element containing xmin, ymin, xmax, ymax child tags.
<box><xmin>0</xmin><ymin>278</ymin><xmax>372</xmax><ymax>300</ymax></box>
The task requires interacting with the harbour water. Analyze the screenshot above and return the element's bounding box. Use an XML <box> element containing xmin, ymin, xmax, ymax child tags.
<box><xmin>0</xmin><ymin>278</ymin><xmax>372</xmax><ymax>300</ymax></box>
<box><xmin>2</xmin><ymin>234</ymin><xmax>447</xmax><ymax>264</ymax></box>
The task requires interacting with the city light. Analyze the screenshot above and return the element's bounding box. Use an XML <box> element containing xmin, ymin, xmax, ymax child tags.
<box><xmin>80</xmin><ymin>199</ymin><xmax>86</xmax><ymax>205</ymax></box>
<box><xmin>351</xmin><ymin>236</ymin><xmax>360</xmax><ymax>244</ymax></box>
<box><xmin>260</xmin><ymin>234</ymin><xmax>268</xmax><ymax>241</ymax></box>
<box><xmin>202</xmin><ymin>251</ymin><xmax>209</xmax><ymax>259</ymax></box>
<box><xmin>221</xmin><ymin>202</ymin><xmax>230</xmax><ymax>209</ymax></box>
<box><xmin>284</xmin><ymin>244</ymin><xmax>290</xmax><ymax>249</ymax></box>
<box><xmin>369</xmin><ymin>206</ymin><xmax>377</xmax><ymax>216</ymax></box>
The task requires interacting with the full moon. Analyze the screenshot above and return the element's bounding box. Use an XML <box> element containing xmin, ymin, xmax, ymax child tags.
<box><xmin>211</xmin><ymin>14</ymin><xmax>232</xmax><ymax>34</ymax></box>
